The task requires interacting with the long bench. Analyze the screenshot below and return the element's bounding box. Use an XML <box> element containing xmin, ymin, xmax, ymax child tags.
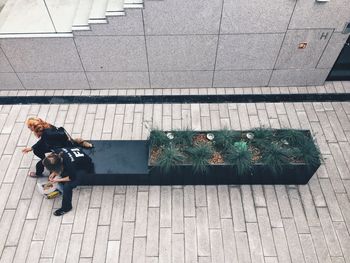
<box><xmin>82</xmin><ymin>140</ymin><xmax>149</xmax><ymax>185</ymax></box>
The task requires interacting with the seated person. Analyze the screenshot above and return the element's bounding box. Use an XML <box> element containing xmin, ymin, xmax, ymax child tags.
<box><xmin>22</xmin><ymin>117</ymin><xmax>92</xmax><ymax>177</ymax></box>
<box><xmin>43</xmin><ymin>147</ymin><xmax>94</xmax><ymax>216</ymax></box>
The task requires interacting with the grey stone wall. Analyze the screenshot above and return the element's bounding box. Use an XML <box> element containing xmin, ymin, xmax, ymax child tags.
<box><xmin>0</xmin><ymin>1</ymin><xmax>349</xmax><ymax>90</ymax></box>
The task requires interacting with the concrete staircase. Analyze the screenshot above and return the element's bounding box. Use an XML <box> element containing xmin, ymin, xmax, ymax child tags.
<box><xmin>0</xmin><ymin>0</ymin><xmax>143</xmax><ymax>36</ymax></box>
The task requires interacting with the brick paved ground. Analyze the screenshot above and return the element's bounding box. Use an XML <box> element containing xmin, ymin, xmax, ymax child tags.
<box><xmin>1</xmin><ymin>83</ymin><xmax>350</xmax><ymax>262</ymax></box>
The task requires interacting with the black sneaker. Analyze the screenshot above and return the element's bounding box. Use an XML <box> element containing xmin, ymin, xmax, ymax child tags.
<box><xmin>54</xmin><ymin>207</ymin><xmax>72</xmax><ymax>216</ymax></box>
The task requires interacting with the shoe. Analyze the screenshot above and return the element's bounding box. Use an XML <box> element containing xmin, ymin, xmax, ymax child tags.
<box><xmin>28</xmin><ymin>171</ymin><xmax>43</xmax><ymax>178</ymax></box>
<box><xmin>54</xmin><ymin>207</ymin><xmax>72</xmax><ymax>216</ymax></box>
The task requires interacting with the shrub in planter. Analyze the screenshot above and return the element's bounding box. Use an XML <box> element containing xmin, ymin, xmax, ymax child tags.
<box><xmin>157</xmin><ymin>145</ymin><xmax>184</xmax><ymax>174</ymax></box>
<box><xmin>213</xmin><ymin>129</ymin><xmax>241</xmax><ymax>151</ymax></box>
<box><xmin>225</xmin><ymin>142</ymin><xmax>252</xmax><ymax>176</ymax></box>
<box><xmin>186</xmin><ymin>143</ymin><xmax>214</xmax><ymax>174</ymax></box>
<box><xmin>173</xmin><ymin>129</ymin><xmax>196</xmax><ymax>146</ymax></box>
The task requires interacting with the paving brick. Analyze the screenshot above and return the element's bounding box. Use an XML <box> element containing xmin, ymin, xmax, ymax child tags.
<box><xmin>238</xmin><ymin>104</ymin><xmax>250</xmax><ymax>130</ymax></box>
<box><xmin>0</xmin><ymin>209</ymin><xmax>15</xmax><ymax>256</ymax></box>
<box><xmin>124</xmin><ymin>186</ymin><xmax>137</xmax><ymax>222</ymax></box>
<box><xmin>26</xmin><ymin>241</ymin><xmax>44</xmax><ymax>263</ymax></box>
<box><xmin>106</xmin><ymin>241</ymin><xmax>120</xmax><ymax>263</ymax></box>
<box><xmin>247</xmin><ymin>223</ymin><xmax>264</xmax><ymax>263</ymax></box>
<box><xmin>235</xmin><ymin>232</ymin><xmax>251</xmax><ymax>263</ymax></box>
<box><xmin>184</xmin><ymin>217</ymin><xmax>197</xmax><ymax>263</ymax></box>
<box><xmin>241</xmin><ymin>185</ymin><xmax>257</xmax><ymax>223</ymax></box>
<box><xmin>41</xmin><ymin>213</ymin><xmax>62</xmax><ymax>258</ymax></box>
<box><xmin>209</xmin><ymin>229</ymin><xmax>225</xmax><ymax>263</ymax></box>
<box><xmin>13</xmin><ymin>219</ymin><xmax>36</xmax><ymax>263</ymax></box>
<box><xmin>66</xmin><ymin>234</ymin><xmax>83</xmax><ymax>263</ymax></box>
<box><xmin>191</xmin><ymin>104</ymin><xmax>201</xmax><ymax>131</ymax></box>
<box><xmin>159</xmin><ymin>228</ymin><xmax>171</xmax><ymax>263</ymax></box>
<box><xmin>99</xmin><ymin>186</ymin><xmax>114</xmax><ymax>225</ymax></box>
<box><xmin>217</xmin><ymin>185</ymin><xmax>231</xmax><ymax>219</ymax></box>
<box><xmin>272</xmin><ymin>228</ymin><xmax>291</xmax><ymax>263</ymax></box>
<box><xmin>92</xmin><ymin>226</ymin><xmax>110</xmax><ymax>263</ymax></box>
<box><xmin>308</xmin><ymin>176</ymin><xmax>327</xmax><ymax>207</ymax></box>
<box><xmin>230</xmin><ymin>187</ymin><xmax>246</xmax><ymax>231</ymax></box>
<box><xmin>26</xmin><ymin>189</ymin><xmax>44</xmax><ymax>220</ymax></box>
<box><xmin>228</xmin><ymin>109</ymin><xmax>241</xmax><ymax>130</ymax></box>
<box><xmin>275</xmin><ymin>186</ymin><xmax>293</xmax><ymax>218</ymax></box>
<box><xmin>310</xmin><ymin>226</ymin><xmax>332</xmax><ymax>263</ymax></box>
<box><xmin>333</xmin><ymin>222</ymin><xmax>350</xmax><ymax>262</ymax></box>
<box><xmin>172</xmin><ymin>234</ymin><xmax>184</xmax><ymax>263</ymax></box>
<box><xmin>299</xmin><ymin>234</ymin><xmax>319</xmax><ymax>263</ymax></box>
<box><xmin>0</xmin><ymin>183</ymin><xmax>12</xmax><ymax>218</ymax></box>
<box><xmin>149</xmin><ymin>185</ymin><xmax>160</xmax><ymax>208</ymax></box>
<box><xmin>33</xmin><ymin>198</ymin><xmax>54</xmax><ymax>240</ymax></box>
<box><xmin>206</xmin><ymin>186</ymin><xmax>220</xmax><ymax>229</ymax></box>
<box><xmin>257</xmin><ymin>207</ymin><xmax>276</xmax><ymax>257</ymax></box>
<box><xmin>317</xmin><ymin>208</ymin><xmax>343</xmax><ymax>257</ymax></box>
<box><xmin>298</xmin><ymin>185</ymin><xmax>320</xmax><ymax>227</ymax></box>
<box><xmin>196</xmin><ymin>207</ymin><xmax>210</xmax><ymax>257</ymax></box>
<box><xmin>160</xmin><ymin>186</ymin><xmax>171</xmax><ymax>228</ymax></box>
<box><xmin>110</xmin><ymin>194</ymin><xmax>125</xmax><ymax>241</ymax></box>
<box><xmin>6</xmin><ymin>199</ymin><xmax>30</xmax><ymax>246</ymax></box>
<box><xmin>221</xmin><ymin>219</ymin><xmax>238</xmax><ymax>262</ymax></box>
<box><xmin>73</xmin><ymin>188</ymin><xmax>91</xmax><ymax>233</ymax></box>
<box><xmin>90</xmin><ymin>186</ymin><xmax>103</xmax><ymax>208</ymax></box>
<box><xmin>209</xmin><ymin>110</ymin><xmax>220</xmax><ymax>130</ymax></box>
<box><xmin>252</xmin><ymin>185</ymin><xmax>267</xmax><ymax>207</ymax></box>
<box><xmin>53</xmin><ymin>224</ymin><xmax>72</xmax><ymax>263</ymax></box>
<box><xmin>80</xmin><ymin>209</ymin><xmax>99</xmax><ymax>258</ymax></box>
<box><xmin>288</xmin><ymin>188</ymin><xmax>310</xmax><ymax>233</ymax></box>
<box><xmin>184</xmin><ymin>185</ymin><xmax>195</xmax><ymax>217</ymax></box>
<box><xmin>146</xmin><ymin>208</ymin><xmax>159</xmax><ymax>257</ymax></box>
<box><xmin>283</xmin><ymin>218</ymin><xmax>305</xmax><ymax>263</ymax></box>
<box><xmin>135</xmin><ymin>191</ymin><xmax>149</xmax><ymax>237</ymax></box>
<box><xmin>319</xmin><ymin>179</ymin><xmax>344</xmax><ymax>221</ymax></box>
<box><xmin>172</xmin><ymin>188</ymin><xmax>184</xmax><ymax>234</ymax></box>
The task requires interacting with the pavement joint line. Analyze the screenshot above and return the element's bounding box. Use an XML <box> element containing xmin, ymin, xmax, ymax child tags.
<box><xmin>1</xmin><ymin>93</ymin><xmax>350</xmax><ymax>105</ymax></box>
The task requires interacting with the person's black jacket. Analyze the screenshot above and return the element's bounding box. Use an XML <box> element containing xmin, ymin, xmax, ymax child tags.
<box><xmin>32</xmin><ymin>126</ymin><xmax>69</xmax><ymax>152</ymax></box>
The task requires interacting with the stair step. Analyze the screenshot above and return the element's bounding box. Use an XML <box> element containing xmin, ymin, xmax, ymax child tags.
<box><xmin>0</xmin><ymin>0</ymin><xmax>55</xmax><ymax>33</ymax></box>
<box><xmin>45</xmin><ymin>0</ymin><xmax>81</xmax><ymax>32</ymax></box>
<box><xmin>107</xmin><ymin>0</ymin><xmax>124</xmax><ymax>12</ymax></box>
<box><xmin>72</xmin><ymin>0</ymin><xmax>94</xmax><ymax>27</ymax></box>
<box><xmin>89</xmin><ymin>0</ymin><xmax>109</xmax><ymax>20</ymax></box>
<box><xmin>124</xmin><ymin>0</ymin><xmax>143</xmax><ymax>8</ymax></box>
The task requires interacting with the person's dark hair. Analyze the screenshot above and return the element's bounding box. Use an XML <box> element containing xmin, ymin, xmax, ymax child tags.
<box><xmin>43</xmin><ymin>152</ymin><xmax>63</xmax><ymax>173</ymax></box>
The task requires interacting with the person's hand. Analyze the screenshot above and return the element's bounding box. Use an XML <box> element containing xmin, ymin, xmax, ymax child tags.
<box><xmin>50</xmin><ymin>177</ymin><xmax>60</xmax><ymax>183</ymax></box>
<box><xmin>49</xmin><ymin>172</ymin><xmax>58</xmax><ymax>182</ymax></box>
<box><xmin>22</xmin><ymin>147</ymin><xmax>32</xmax><ymax>154</ymax></box>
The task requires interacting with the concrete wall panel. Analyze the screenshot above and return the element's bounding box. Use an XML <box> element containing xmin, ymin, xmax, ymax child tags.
<box><xmin>221</xmin><ymin>0</ymin><xmax>295</xmax><ymax>33</ymax></box>
<box><xmin>150</xmin><ymin>71</ymin><xmax>213</xmax><ymax>88</ymax></box>
<box><xmin>317</xmin><ymin>33</ymin><xmax>348</xmax><ymax>69</ymax></box>
<box><xmin>147</xmin><ymin>35</ymin><xmax>217</xmax><ymax>71</ymax></box>
<box><xmin>216</xmin><ymin>34</ymin><xmax>284</xmax><ymax>70</ymax></box>
<box><xmin>75</xmin><ymin>36</ymin><xmax>148</xmax><ymax>71</ymax></box>
<box><xmin>289</xmin><ymin>0</ymin><xmax>350</xmax><ymax>32</ymax></box>
<box><xmin>269</xmin><ymin>69</ymin><xmax>330</xmax><ymax>86</ymax></box>
<box><xmin>213</xmin><ymin>70</ymin><xmax>271</xmax><ymax>87</ymax></box>
<box><xmin>87</xmin><ymin>72</ymin><xmax>150</xmax><ymax>89</ymax></box>
<box><xmin>0</xmin><ymin>73</ymin><xmax>24</xmax><ymax>90</ymax></box>
<box><xmin>18</xmin><ymin>72</ymin><xmax>89</xmax><ymax>89</ymax></box>
<box><xmin>74</xmin><ymin>9</ymin><xmax>144</xmax><ymax>36</ymax></box>
<box><xmin>275</xmin><ymin>29</ymin><xmax>333</xmax><ymax>69</ymax></box>
<box><xmin>0</xmin><ymin>38</ymin><xmax>83</xmax><ymax>72</ymax></box>
<box><xmin>0</xmin><ymin>48</ymin><xmax>13</xmax><ymax>72</ymax></box>
<box><xmin>143</xmin><ymin>0</ymin><xmax>222</xmax><ymax>35</ymax></box>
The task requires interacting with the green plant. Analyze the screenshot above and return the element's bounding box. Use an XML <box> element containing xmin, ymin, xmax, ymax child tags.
<box><xmin>252</xmin><ymin>127</ymin><xmax>274</xmax><ymax>140</ymax></box>
<box><xmin>173</xmin><ymin>129</ymin><xmax>196</xmax><ymax>146</ymax></box>
<box><xmin>277</xmin><ymin>129</ymin><xmax>308</xmax><ymax>147</ymax></box>
<box><xmin>213</xmin><ymin>129</ymin><xmax>241</xmax><ymax>151</ymax></box>
<box><xmin>298</xmin><ymin>138</ymin><xmax>321</xmax><ymax>170</ymax></box>
<box><xmin>157</xmin><ymin>145</ymin><xmax>184</xmax><ymax>174</ymax></box>
<box><xmin>149</xmin><ymin>129</ymin><xmax>169</xmax><ymax>148</ymax></box>
<box><xmin>226</xmin><ymin>145</ymin><xmax>252</xmax><ymax>176</ymax></box>
<box><xmin>186</xmin><ymin>143</ymin><xmax>214</xmax><ymax>174</ymax></box>
<box><xmin>262</xmin><ymin>143</ymin><xmax>290</xmax><ymax>174</ymax></box>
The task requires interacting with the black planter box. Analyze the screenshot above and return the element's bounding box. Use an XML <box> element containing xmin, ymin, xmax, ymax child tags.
<box><xmin>147</xmin><ymin>129</ymin><xmax>321</xmax><ymax>185</ymax></box>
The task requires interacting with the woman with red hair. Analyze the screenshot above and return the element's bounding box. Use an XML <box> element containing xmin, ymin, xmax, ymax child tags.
<box><xmin>22</xmin><ymin>117</ymin><xmax>80</xmax><ymax>177</ymax></box>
